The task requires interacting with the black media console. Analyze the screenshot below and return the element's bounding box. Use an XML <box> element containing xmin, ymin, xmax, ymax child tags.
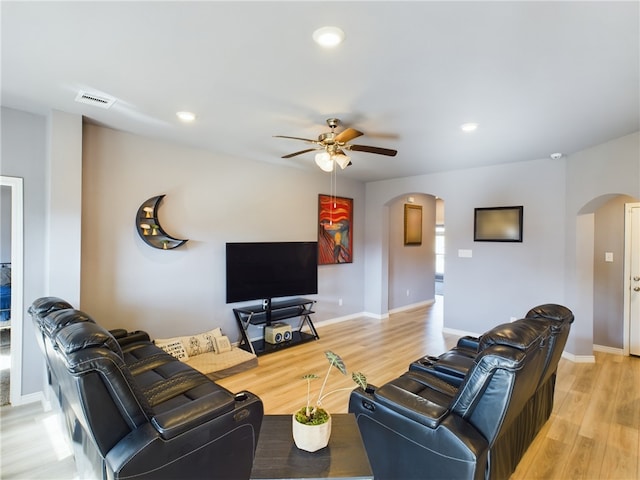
<box><xmin>233</xmin><ymin>298</ymin><xmax>319</xmax><ymax>356</ymax></box>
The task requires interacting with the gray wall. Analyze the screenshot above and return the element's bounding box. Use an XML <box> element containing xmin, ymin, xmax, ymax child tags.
<box><xmin>0</xmin><ymin>107</ymin><xmax>48</xmax><ymax>396</ymax></box>
<box><xmin>593</xmin><ymin>194</ymin><xmax>636</xmax><ymax>348</ymax></box>
<box><xmin>80</xmin><ymin>124</ymin><xmax>366</xmax><ymax>340</ymax></box>
<box><xmin>366</xmin><ymin>157</ymin><xmax>567</xmax><ymax>334</ymax></box>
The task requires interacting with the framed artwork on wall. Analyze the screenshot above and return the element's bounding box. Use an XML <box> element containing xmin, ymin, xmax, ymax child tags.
<box><xmin>404</xmin><ymin>204</ymin><xmax>422</xmax><ymax>245</ymax></box>
<box><xmin>318</xmin><ymin>194</ymin><xmax>353</xmax><ymax>264</ymax></box>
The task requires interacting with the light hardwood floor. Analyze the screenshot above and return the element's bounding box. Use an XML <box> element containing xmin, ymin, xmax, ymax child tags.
<box><xmin>1</xmin><ymin>298</ymin><xmax>638</xmax><ymax>479</ymax></box>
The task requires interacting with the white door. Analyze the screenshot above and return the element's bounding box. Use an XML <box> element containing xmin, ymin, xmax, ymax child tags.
<box><xmin>628</xmin><ymin>203</ymin><xmax>640</xmax><ymax>356</ymax></box>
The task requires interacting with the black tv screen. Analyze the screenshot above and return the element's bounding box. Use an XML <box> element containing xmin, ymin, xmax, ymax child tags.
<box><xmin>474</xmin><ymin>206</ymin><xmax>523</xmax><ymax>242</ymax></box>
<box><xmin>226</xmin><ymin>242</ymin><xmax>318</xmax><ymax>303</ymax></box>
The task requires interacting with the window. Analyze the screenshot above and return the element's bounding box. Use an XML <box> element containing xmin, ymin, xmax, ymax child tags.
<box><xmin>435</xmin><ymin>225</ymin><xmax>445</xmax><ymax>280</ymax></box>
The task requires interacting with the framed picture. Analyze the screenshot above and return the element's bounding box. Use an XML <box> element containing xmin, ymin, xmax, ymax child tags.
<box><xmin>474</xmin><ymin>206</ymin><xmax>523</xmax><ymax>242</ymax></box>
<box><xmin>318</xmin><ymin>194</ymin><xmax>353</xmax><ymax>264</ymax></box>
<box><xmin>404</xmin><ymin>204</ymin><xmax>422</xmax><ymax>245</ymax></box>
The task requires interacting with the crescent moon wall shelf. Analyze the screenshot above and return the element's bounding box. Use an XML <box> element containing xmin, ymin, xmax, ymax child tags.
<box><xmin>135</xmin><ymin>195</ymin><xmax>188</xmax><ymax>250</ymax></box>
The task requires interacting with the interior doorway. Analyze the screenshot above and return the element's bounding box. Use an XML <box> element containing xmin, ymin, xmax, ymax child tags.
<box><xmin>386</xmin><ymin>193</ymin><xmax>440</xmax><ymax>313</ymax></box>
<box><xmin>0</xmin><ymin>176</ymin><xmax>24</xmax><ymax>405</ymax></box>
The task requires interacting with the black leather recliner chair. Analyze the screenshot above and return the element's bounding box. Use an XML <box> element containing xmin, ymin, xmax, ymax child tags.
<box><xmin>349</xmin><ymin>306</ymin><xmax>573</xmax><ymax>480</ymax></box>
<box><xmin>29</xmin><ymin>297</ymin><xmax>263</xmax><ymax>480</ymax></box>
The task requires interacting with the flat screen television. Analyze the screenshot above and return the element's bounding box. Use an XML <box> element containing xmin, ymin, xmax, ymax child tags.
<box><xmin>226</xmin><ymin>241</ymin><xmax>318</xmax><ymax>304</ymax></box>
<box><xmin>474</xmin><ymin>206</ymin><xmax>523</xmax><ymax>242</ymax></box>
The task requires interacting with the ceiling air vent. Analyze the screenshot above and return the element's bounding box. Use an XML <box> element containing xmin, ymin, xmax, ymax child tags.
<box><xmin>75</xmin><ymin>91</ymin><xmax>116</xmax><ymax>109</ymax></box>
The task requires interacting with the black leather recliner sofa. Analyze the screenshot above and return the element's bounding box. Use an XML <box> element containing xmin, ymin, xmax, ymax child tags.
<box><xmin>349</xmin><ymin>304</ymin><xmax>573</xmax><ymax>480</ymax></box>
<box><xmin>29</xmin><ymin>297</ymin><xmax>263</xmax><ymax>480</ymax></box>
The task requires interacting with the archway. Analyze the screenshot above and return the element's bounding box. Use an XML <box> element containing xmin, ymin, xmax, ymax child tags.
<box><xmin>385</xmin><ymin>193</ymin><xmax>441</xmax><ymax>314</ymax></box>
<box><xmin>576</xmin><ymin>193</ymin><xmax>639</xmax><ymax>358</ymax></box>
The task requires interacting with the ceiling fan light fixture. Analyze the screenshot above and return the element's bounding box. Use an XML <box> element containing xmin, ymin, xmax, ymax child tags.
<box><xmin>312</xmin><ymin>26</ymin><xmax>345</xmax><ymax>48</ymax></box>
<box><xmin>334</xmin><ymin>153</ymin><xmax>351</xmax><ymax>169</ymax></box>
<box><xmin>315</xmin><ymin>151</ymin><xmax>334</xmax><ymax>172</ymax></box>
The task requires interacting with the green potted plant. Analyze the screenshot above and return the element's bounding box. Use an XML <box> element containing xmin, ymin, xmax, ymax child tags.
<box><xmin>292</xmin><ymin>351</ymin><xmax>367</xmax><ymax>452</ymax></box>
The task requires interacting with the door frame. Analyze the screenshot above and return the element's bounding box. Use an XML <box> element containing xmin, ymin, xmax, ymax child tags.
<box><xmin>1</xmin><ymin>176</ymin><xmax>24</xmax><ymax>405</ymax></box>
<box><xmin>623</xmin><ymin>202</ymin><xmax>640</xmax><ymax>356</ymax></box>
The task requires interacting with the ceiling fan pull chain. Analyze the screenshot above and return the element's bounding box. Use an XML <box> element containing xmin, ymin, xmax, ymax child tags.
<box><xmin>330</xmin><ymin>167</ymin><xmax>337</xmax><ymax>226</ymax></box>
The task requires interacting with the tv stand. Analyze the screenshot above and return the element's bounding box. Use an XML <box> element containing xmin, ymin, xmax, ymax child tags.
<box><xmin>233</xmin><ymin>298</ymin><xmax>319</xmax><ymax>356</ymax></box>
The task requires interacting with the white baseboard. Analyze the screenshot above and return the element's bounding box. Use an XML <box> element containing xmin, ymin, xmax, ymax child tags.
<box><xmin>362</xmin><ymin>311</ymin><xmax>388</xmax><ymax>320</ymax></box>
<box><xmin>593</xmin><ymin>344</ymin><xmax>624</xmax><ymax>355</ymax></box>
<box><xmin>12</xmin><ymin>390</ymin><xmax>45</xmax><ymax>407</ymax></box>
<box><xmin>442</xmin><ymin>327</ymin><xmax>481</xmax><ymax>338</ymax></box>
<box><xmin>312</xmin><ymin>312</ymin><xmax>371</xmax><ymax>328</ymax></box>
<box><xmin>388</xmin><ymin>299</ymin><xmax>435</xmax><ymax>315</ymax></box>
<box><xmin>561</xmin><ymin>351</ymin><xmax>596</xmax><ymax>363</ymax></box>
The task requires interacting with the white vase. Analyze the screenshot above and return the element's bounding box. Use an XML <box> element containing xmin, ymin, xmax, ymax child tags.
<box><xmin>292</xmin><ymin>412</ymin><xmax>332</xmax><ymax>452</ymax></box>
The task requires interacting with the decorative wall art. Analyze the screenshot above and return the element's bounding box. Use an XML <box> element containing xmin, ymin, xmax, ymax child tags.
<box><xmin>318</xmin><ymin>194</ymin><xmax>353</xmax><ymax>264</ymax></box>
<box><xmin>404</xmin><ymin>204</ymin><xmax>423</xmax><ymax>245</ymax></box>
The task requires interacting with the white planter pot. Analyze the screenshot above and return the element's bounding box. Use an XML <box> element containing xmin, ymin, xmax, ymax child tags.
<box><xmin>292</xmin><ymin>412</ymin><xmax>332</xmax><ymax>452</ymax></box>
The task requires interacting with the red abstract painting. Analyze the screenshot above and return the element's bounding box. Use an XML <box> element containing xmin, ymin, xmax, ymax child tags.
<box><xmin>318</xmin><ymin>194</ymin><xmax>353</xmax><ymax>264</ymax></box>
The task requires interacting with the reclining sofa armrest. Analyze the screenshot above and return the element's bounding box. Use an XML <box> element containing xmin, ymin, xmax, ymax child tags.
<box><xmin>456</xmin><ymin>335</ymin><xmax>480</xmax><ymax>351</ymax></box>
<box><xmin>373</xmin><ymin>383</ymin><xmax>449</xmax><ymax>428</ymax></box>
<box><xmin>115</xmin><ymin>330</ymin><xmax>151</xmax><ymax>347</ymax></box>
<box><xmin>151</xmin><ymin>390</ymin><xmax>235</xmax><ymax>440</ymax></box>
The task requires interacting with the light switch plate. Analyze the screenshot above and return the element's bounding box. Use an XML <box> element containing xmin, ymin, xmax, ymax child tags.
<box><xmin>458</xmin><ymin>249</ymin><xmax>473</xmax><ymax>258</ymax></box>
<box><xmin>605</xmin><ymin>252</ymin><xmax>613</xmax><ymax>262</ymax></box>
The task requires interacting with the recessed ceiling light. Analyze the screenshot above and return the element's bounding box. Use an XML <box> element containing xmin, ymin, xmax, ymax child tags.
<box><xmin>312</xmin><ymin>26</ymin><xmax>345</xmax><ymax>48</ymax></box>
<box><xmin>176</xmin><ymin>111</ymin><xmax>196</xmax><ymax>122</ymax></box>
<box><xmin>460</xmin><ymin>123</ymin><xmax>478</xmax><ymax>132</ymax></box>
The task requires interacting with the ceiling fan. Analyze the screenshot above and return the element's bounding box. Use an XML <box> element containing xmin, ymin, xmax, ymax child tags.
<box><xmin>274</xmin><ymin>118</ymin><xmax>397</xmax><ymax>172</ymax></box>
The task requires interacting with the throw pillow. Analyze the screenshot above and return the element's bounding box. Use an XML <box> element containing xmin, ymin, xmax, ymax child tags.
<box><xmin>214</xmin><ymin>335</ymin><xmax>232</xmax><ymax>353</ymax></box>
<box><xmin>155</xmin><ymin>339</ymin><xmax>189</xmax><ymax>361</ymax></box>
<box><xmin>182</xmin><ymin>327</ymin><xmax>223</xmax><ymax>356</ymax></box>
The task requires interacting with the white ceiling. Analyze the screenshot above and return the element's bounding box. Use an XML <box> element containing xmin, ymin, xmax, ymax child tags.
<box><xmin>2</xmin><ymin>1</ymin><xmax>638</xmax><ymax>182</ymax></box>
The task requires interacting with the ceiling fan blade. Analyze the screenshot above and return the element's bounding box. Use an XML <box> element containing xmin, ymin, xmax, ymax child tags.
<box><xmin>274</xmin><ymin>135</ymin><xmax>319</xmax><ymax>144</ymax></box>
<box><xmin>348</xmin><ymin>144</ymin><xmax>398</xmax><ymax>156</ymax></box>
<box><xmin>281</xmin><ymin>148</ymin><xmax>320</xmax><ymax>159</ymax></box>
<box><xmin>335</xmin><ymin>128</ymin><xmax>363</xmax><ymax>144</ymax></box>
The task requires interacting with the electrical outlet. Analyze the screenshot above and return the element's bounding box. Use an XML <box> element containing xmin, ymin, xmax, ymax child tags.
<box><xmin>406</xmin><ymin>289</ymin><xmax>410</xmax><ymax>297</ymax></box>
<box><xmin>338</xmin><ymin>298</ymin><xmax>343</xmax><ymax>306</ymax></box>
<box><xmin>605</xmin><ymin>252</ymin><xmax>613</xmax><ymax>262</ymax></box>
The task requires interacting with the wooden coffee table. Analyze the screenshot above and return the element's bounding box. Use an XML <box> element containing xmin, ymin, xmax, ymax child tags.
<box><xmin>250</xmin><ymin>414</ymin><xmax>373</xmax><ymax>480</ymax></box>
